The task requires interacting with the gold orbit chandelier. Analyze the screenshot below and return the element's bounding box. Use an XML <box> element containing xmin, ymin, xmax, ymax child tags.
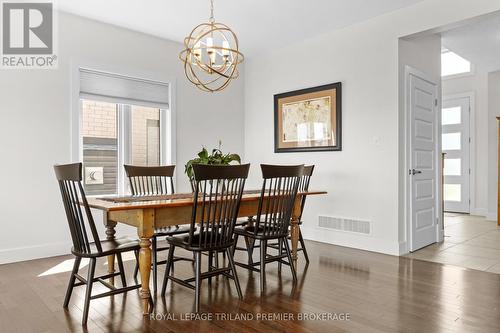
<box><xmin>179</xmin><ymin>0</ymin><xmax>244</xmax><ymax>92</ymax></box>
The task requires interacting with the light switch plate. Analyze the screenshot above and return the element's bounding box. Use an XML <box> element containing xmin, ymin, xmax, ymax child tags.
<box><xmin>85</xmin><ymin>167</ymin><xmax>104</xmax><ymax>185</ymax></box>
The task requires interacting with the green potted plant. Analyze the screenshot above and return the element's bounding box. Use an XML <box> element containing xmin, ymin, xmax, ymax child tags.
<box><xmin>185</xmin><ymin>141</ymin><xmax>241</xmax><ymax>190</ymax></box>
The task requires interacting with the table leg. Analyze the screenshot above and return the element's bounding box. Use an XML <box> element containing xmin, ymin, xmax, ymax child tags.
<box><xmin>105</xmin><ymin>219</ymin><xmax>117</xmax><ymax>284</ymax></box>
<box><xmin>290</xmin><ymin>196</ymin><xmax>302</xmax><ymax>267</ymax></box>
<box><xmin>247</xmin><ymin>216</ymin><xmax>255</xmax><ymax>227</ymax></box>
<box><xmin>290</xmin><ymin>215</ymin><xmax>299</xmax><ymax>266</ymax></box>
<box><xmin>138</xmin><ymin>209</ymin><xmax>154</xmax><ymax>315</ymax></box>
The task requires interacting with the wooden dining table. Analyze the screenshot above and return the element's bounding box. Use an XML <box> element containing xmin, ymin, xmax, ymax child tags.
<box><xmin>87</xmin><ymin>190</ymin><xmax>326</xmax><ymax>315</ymax></box>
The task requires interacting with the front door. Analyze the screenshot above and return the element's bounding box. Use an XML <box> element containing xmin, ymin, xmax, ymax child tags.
<box><xmin>409</xmin><ymin>72</ymin><xmax>439</xmax><ymax>251</ymax></box>
<box><xmin>442</xmin><ymin>96</ymin><xmax>470</xmax><ymax>213</ymax></box>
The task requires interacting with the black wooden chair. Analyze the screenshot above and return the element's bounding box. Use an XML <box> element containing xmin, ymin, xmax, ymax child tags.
<box><xmin>161</xmin><ymin>164</ymin><xmax>250</xmax><ymax>313</ymax></box>
<box><xmin>54</xmin><ymin>163</ymin><xmax>141</xmax><ymax>325</ymax></box>
<box><xmin>232</xmin><ymin>164</ymin><xmax>303</xmax><ymax>294</ymax></box>
<box><xmin>124</xmin><ymin>165</ymin><xmax>192</xmax><ymax>294</ymax></box>
<box><xmin>269</xmin><ymin>165</ymin><xmax>314</xmax><ymax>265</ymax></box>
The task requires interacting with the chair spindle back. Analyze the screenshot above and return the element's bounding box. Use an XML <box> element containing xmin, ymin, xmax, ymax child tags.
<box><xmin>254</xmin><ymin>164</ymin><xmax>304</xmax><ymax>238</ymax></box>
<box><xmin>298</xmin><ymin>165</ymin><xmax>315</xmax><ymax>221</ymax></box>
<box><xmin>54</xmin><ymin>163</ymin><xmax>102</xmax><ymax>254</ymax></box>
<box><xmin>124</xmin><ymin>165</ymin><xmax>175</xmax><ymax>196</ymax></box>
<box><xmin>189</xmin><ymin>164</ymin><xmax>250</xmax><ymax>249</ymax></box>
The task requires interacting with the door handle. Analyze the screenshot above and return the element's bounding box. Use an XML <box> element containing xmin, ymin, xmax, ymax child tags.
<box><xmin>410</xmin><ymin>169</ymin><xmax>422</xmax><ymax>175</ymax></box>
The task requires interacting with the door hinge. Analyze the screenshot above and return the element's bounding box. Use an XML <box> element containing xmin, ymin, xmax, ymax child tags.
<box><xmin>469</xmin><ymin>168</ymin><xmax>471</xmax><ymax>174</ymax></box>
<box><xmin>469</xmin><ymin>137</ymin><xmax>471</xmax><ymax>143</ymax></box>
<box><xmin>434</xmin><ymin>99</ymin><xmax>438</xmax><ymax>106</ymax></box>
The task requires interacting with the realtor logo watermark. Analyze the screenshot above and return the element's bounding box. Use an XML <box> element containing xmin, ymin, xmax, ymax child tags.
<box><xmin>1</xmin><ymin>0</ymin><xmax>57</xmax><ymax>68</ymax></box>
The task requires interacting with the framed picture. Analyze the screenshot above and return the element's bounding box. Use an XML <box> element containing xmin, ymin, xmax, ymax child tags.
<box><xmin>274</xmin><ymin>82</ymin><xmax>342</xmax><ymax>153</ymax></box>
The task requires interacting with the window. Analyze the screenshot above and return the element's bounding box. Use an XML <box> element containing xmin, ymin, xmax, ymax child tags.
<box><xmin>82</xmin><ymin>100</ymin><xmax>119</xmax><ymax>195</ymax></box>
<box><xmin>444</xmin><ymin>184</ymin><xmax>461</xmax><ymax>202</ymax></box>
<box><xmin>441</xmin><ymin>48</ymin><xmax>472</xmax><ymax>77</ymax></box>
<box><xmin>443</xmin><ymin>158</ymin><xmax>461</xmax><ymax>176</ymax></box>
<box><xmin>441</xmin><ymin>106</ymin><xmax>461</xmax><ymax>125</ymax></box>
<box><xmin>442</xmin><ymin>132</ymin><xmax>461</xmax><ymax>151</ymax></box>
<box><xmin>77</xmin><ymin>68</ymin><xmax>171</xmax><ymax>196</ymax></box>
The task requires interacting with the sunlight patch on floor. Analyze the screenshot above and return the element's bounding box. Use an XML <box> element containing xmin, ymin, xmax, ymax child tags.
<box><xmin>38</xmin><ymin>258</ymin><xmax>89</xmax><ymax>277</ymax></box>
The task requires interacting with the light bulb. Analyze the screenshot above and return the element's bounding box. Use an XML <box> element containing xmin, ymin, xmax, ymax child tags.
<box><xmin>206</xmin><ymin>37</ymin><xmax>215</xmax><ymax>64</ymax></box>
<box><xmin>222</xmin><ymin>40</ymin><xmax>229</xmax><ymax>58</ymax></box>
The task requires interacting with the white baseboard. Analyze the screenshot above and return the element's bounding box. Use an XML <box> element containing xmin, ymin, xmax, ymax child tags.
<box><xmin>0</xmin><ymin>232</ymin><xmax>138</xmax><ymax>265</ymax></box>
<box><xmin>486</xmin><ymin>211</ymin><xmax>497</xmax><ymax>222</ymax></box>
<box><xmin>300</xmin><ymin>226</ymin><xmax>401</xmax><ymax>256</ymax></box>
<box><xmin>0</xmin><ymin>241</ymin><xmax>72</xmax><ymax>265</ymax></box>
<box><xmin>470</xmin><ymin>208</ymin><xmax>487</xmax><ymax>217</ymax></box>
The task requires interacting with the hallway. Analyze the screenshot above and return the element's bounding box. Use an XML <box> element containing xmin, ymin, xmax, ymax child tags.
<box><xmin>406</xmin><ymin>213</ymin><xmax>500</xmax><ymax>272</ymax></box>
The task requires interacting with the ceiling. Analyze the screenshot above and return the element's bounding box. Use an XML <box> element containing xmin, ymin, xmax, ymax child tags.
<box><xmin>58</xmin><ymin>0</ymin><xmax>423</xmax><ymax>57</ymax></box>
<box><xmin>442</xmin><ymin>13</ymin><xmax>500</xmax><ymax>73</ymax></box>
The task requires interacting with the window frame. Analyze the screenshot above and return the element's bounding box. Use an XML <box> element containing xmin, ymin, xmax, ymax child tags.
<box><xmin>71</xmin><ymin>62</ymin><xmax>176</xmax><ymax>197</ymax></box>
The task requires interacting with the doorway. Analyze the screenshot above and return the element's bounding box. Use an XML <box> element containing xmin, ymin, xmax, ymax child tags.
<box><xmin>442</xmin><ymin>95</ymin><xmax>471</xmax><ymax>213</ymax></box>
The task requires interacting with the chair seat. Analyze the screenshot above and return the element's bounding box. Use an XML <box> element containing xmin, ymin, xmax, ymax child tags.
<box><xmin>234</xmin><ymin>225</ymin><xmax>287</xmax><ymax>240</ymax></box>
<box><xmin>154</xmin><ymin>225</ymin><xmax>191</xmax><ymax>237</ymax></box>
<box><xmin>72</xmin><ymin>236</ymin><xmax>140</xmax><ymax>258</ymax></box>
<box><xmin>167</xmin><ymin>231</ymin><xmax>234</xmax><ymax>251</ymax></box>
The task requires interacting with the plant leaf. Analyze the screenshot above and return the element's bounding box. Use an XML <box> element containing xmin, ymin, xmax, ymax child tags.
<box><xmin>198</xmin><ymin>147</ymin><xmax>208</xmax><ymax>159</ymax></box>
<box><xmin>226</xmin><ymin>153</ymin><xmax>241</xmax><ymax>164</ymax></box>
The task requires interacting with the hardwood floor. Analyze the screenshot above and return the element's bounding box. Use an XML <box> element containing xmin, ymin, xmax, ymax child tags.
<box><xmin>1</xmin><ymin>239</ymin><xmax>500</xmax><ymax>333</ymax></box>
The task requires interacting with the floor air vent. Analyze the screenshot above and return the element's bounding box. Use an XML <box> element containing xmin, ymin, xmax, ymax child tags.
<box><xmin>318</xmin><ymin>216</ymin><xmax>371</xmax><ymax>235</ymax></box>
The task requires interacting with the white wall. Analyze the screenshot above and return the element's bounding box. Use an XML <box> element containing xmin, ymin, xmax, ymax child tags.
<box><xmin>243</xmin><ymin>0</ymin><xmax>500</xmax><ymax>255</ymax></box>
<box><xmin>487</xmin><ymin>71</ymin><xmax>500</xmax><ymax>221</ymax></box>
<box><xmin>442</xmin><ymin>68</ymin><xmax>489</xmax><ymax>216</ymax></box>
<box><xmin>0</xmin><ymin>12</ymin><xmax>245</xmax><ymax>264</ymax></box>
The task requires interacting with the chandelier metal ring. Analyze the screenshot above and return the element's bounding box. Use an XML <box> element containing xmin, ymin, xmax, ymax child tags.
<box><xmin>179</xmin><ymin>1</ymin><xmax>244</xmax><ymax>92</ymax></box>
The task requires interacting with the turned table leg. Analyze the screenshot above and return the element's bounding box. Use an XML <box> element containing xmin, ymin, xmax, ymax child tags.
<box><xmin>138</xmin><ymin>209</ymin><xmax>154</xmax><ymax>315</ymax></box>
<box><xmin>290</xmin><ymin>197</ymin><xmax>302</xmax><ymax>267</ymax></box>
<box><xmin>105</xmin><ymin>218</ymin><xmax>117</xmax><ymax>285</ymax></box>
<box><xmin>290</xmin><ymin>215</ymin><xmax>299</xmax><ymax>266</ymax></box>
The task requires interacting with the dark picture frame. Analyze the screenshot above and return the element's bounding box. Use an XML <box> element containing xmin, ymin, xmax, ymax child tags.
<box><xmin>274</xmin><ymin>82</ymin><xmax>342</xmax><ymax>153</ymax></box>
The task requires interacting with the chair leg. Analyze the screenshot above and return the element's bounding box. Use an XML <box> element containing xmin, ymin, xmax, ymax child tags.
<box><xmin>283</xmin><ymin>237</ymin><xmax>297</xmax><ymax>282</ymax></box>
<box><xmin>63</xmin><ymin>257</ymin><xmax>81</xmax><ymax>308</ymax></box>
<box><xmin>152</xmin><ymin>237</ymin><xmax>158</xmax><ymax>295</ymax></box>
<box><xmin>214</xmin><ymin>251</ymin><xmax>220</xmax><ymax>269</ymax></box>
<box><xmin>299</xmin><ymin>229</ymin><xmax>309</xmax><ymax>263</ymax></box>
<box><xmin>232</xmin><ymin>234</ymin><xmax>239</xmax><ymax>256</ymax></box>
<box><xmin>278</xmin><ymin>238</ymin><xmax>283</xmax><ymax>274</ymax></box>
<box><xmin>208</xmin><ymin>251</ymin><xmax>214</xmax><ymax>286</ymax></box>
<box><xmin>82</xmin><ymin>258</ymin><xmax>96</xmax><ymax>326</ymax></box>
<box><xmin>116</xmin><ymin>253</ymin><xmax>127</xmax><ymax>287</ymax></box>
<box><xmin>247</xmin><ymin>237</ymin><xmax>256</xmax><ymax>266</ymax></box>
<box><xmin>194</xmin><ymin>252</ymin><xmax>202</xmax><ymax>313</ymax></box>
<box><xmin>226</xmin><ymin>248</ymin><xmax>243</xmax><ymax>300</ymax></box>
<box><xmin>260</xmin><ymin>240</ymin><xmax>267</xmax><ymax>294</ymax></box>
<box><xmin>133</xmin><ymin>250</ymin><xmax>139</xmax><ymax>280</ymax></box>
<box><xmin>161</xmin><ymin>245</ymin><xmax>175</xmax><ymax>297</ymax></box>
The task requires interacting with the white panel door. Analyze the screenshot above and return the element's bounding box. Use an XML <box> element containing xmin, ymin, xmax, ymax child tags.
<box><xmin>442</xmin><ymin>97</ymin><xmax>470</xmax><ymax>213</ymax></box>
<box><xmin>410</xmin><ymin>73</ymin><xmax>438</xmax><ymax>251</ymax></box>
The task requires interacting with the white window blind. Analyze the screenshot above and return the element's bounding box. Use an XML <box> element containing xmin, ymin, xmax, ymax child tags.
<box><xmin>79</xmin><ymin>68</ymin><xmax>169</xmax><ymax>108</ymax></box>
